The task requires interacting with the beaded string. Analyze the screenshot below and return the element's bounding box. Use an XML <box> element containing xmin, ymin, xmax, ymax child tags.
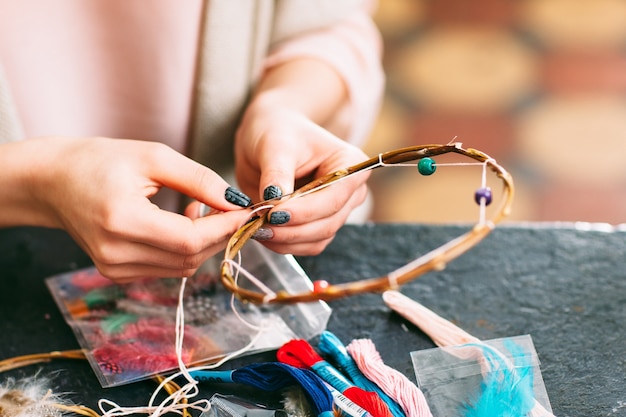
<box><xmin>377</xmin><ymin>155</ymin><xmax>496</xmax><ymax>290</ymax></box>
<box><xmin>227</xmin><ymin>153</ymin><xmax>498</xmax><ymax>299</ymax></box>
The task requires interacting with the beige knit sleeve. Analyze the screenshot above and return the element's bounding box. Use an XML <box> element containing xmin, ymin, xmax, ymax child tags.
<box><xmin>0</xmin><ymin>64</ymin><xmax>24</xmax><ymax>143</ymax></box>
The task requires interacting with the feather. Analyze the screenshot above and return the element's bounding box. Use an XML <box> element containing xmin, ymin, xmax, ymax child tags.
<box><xmin>281</xmin><ymin>386</ymin><xmax>316</xmax><ymax>417</ymax></box>
<box><xmin>462</xmin><ymin>340</ymin><xmax>535</xmax><ymax>417</ymax></box>
<box><xmin>0</xmin><ymin>376</ymin><xmax>65</xmax><ymax>417</ymax></box>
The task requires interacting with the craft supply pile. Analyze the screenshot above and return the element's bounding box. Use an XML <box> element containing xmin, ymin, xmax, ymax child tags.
<box><xmin>0</xmin><ymin>145</ymin><xmax>556</xmax><ymax>416</ymax></box>
<box><xmin>0</xmin><ymin>255</ymin><xmax>554</xmax><ymax>417</ymax></box>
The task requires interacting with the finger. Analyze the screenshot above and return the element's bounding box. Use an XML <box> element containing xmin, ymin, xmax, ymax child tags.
<box><xmin>261</xmin><ymin>236</ymin><xmax>336</xmax><ymax>257</ymax></box>
<box><xmin>271</xmin><ymin>179</ymin><xmax>369</xmax><ymax>226</ymax></box>
<box><xmin>97</xmin><ymin>264</ymin><xmax>205</xmax><ymax>283</ymax></box>
<box><xmin>90</xmin><ymin>235</ymin><xmax>225</xmax><ymax>273</ymax></box>
<box><xmin>270</xmin><ymin>204</ymin><xmax>350</xmax><ymax>243</ymax></box>
<box><xmin>145</xmin><ymin>144</ymin><xmax>252</xmax><ymax>210</ymax></box>
<box><xmin>106</xmin><ymin>199</ymin><xmax>251</xmax><ymax>255</ymax></box>
<box><xmin>256</xmin><ymin>143</ymin><xmax>300</xmax><ymax>201</ymax></box>
<box><xmin>184</xmin><ymin>201</ymin><xmax>223</xmax><ymax>220</ymax></box>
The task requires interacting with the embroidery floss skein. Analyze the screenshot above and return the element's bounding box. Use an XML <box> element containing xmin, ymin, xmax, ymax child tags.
<box><xmin>382</xmin><ymin>290</ymin><xmax>555</xmax><ymax>417</ymax></box>
<box><xmin>345</xmin><ymin>339</ymin><xmax>433</xmax><ymax>417</ymax></box>
<box><xmin>317</xmin><ymin>331</ymin><xmax>406</xmax><ymax>417</ymax></box>
<box><xmin>190</xmin><ymin>362</ymin><xmax>336</xmax><ymax>417</ymax></box>
<box><xmin>277</xmin><ymin>339</ymin><xmax>392</xmax><ymax>417</ymax></box>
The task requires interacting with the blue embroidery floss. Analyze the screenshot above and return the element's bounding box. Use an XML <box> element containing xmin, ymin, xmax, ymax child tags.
<box><xmin>318</xmin><ymin>331</ymin><xmax>406</xmax><ymax>417</ymax></box>
<box><xmin>277</xmin><ymin>339</ymin><xmax>392</xmax><ymax>417</ymax></box>
<box><xmin>190</xmin><ymin>362</ymin><xmax>337</xmax><ymax>417</ymax></box>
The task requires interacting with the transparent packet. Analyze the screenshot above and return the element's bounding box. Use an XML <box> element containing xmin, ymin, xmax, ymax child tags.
<box><xmin>202</xmin><ymin>393</ymin><xmax>287</xmax><ymax>417</ymax></box>
<box><xmin>410</xmin><ymin>335</ymin><xmax>553</xmax><ymax>417</ymax></box>
<box><xmin>46</xmin><ymin>241</ymin><xmax>331</xmax><ymax>387</ymax></box>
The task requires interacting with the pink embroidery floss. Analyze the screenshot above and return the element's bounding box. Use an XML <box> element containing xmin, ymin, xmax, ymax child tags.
<box><xmin>381</xmin><ymin>291</ymin><xmax>479</xmax><ymax>347</ymax></box>
<box><xmin>346</xmin><ymin>339</ymin><xmax>433</xmax><ymax>417</ymax></box>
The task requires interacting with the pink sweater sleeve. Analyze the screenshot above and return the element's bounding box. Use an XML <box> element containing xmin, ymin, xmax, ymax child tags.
<box><xmin>263</xmin><ymin>3</ymin><xmax>384</xmax><ymax>146</ymax></box>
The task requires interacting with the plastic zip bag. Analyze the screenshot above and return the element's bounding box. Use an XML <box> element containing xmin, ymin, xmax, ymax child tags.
<box><xmin>46</xmin><ymin>242</ymin><xmax>331</xmax><ymax>387</ymax></box>
<box><xmin>411</xmin><ymin>335</ymin><xmax>553</xmax><ymax>417</ymax></box>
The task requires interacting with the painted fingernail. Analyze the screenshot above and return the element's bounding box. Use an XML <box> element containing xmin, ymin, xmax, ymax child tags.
<box><xmin>225</xmin><ymin>186</ymin><xmax>252</xmax><ymax>207</ymax></box>
<box><xmin>252</xmin><ymin>227</ymin><xmax>274</xmax><ymax>241</ymax></box>
<box><xmin>269</xmin><ymin>211</ymin><xmax>290</xmax><ymax>225</ymax></box>
<box><xmin>263</xmin><ymin>185</ymin><xmax>283</xmax><ymax>201</ymax></box>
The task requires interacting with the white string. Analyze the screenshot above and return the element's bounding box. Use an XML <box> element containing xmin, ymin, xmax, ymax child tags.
<box><xmin>98</xmin><ymin>278</ymin><xmax>207</xmax><ymax>417</ymax></box>
<box><xmin>221</xmin><ymin>259</ymin><xmax>277</xmax><ymax>303</ymax></box>
<box><xmin>477</xmin><ymin>161</ymin><xmax>488</xmax><ymax>226</ymax></box>
<box><xmin>385</xmin><ymin>226</ymin><xmax>495</xmax><ymax>289</ymax></box>
<box><xmin>98</xmin><ymin>262</ymin><xmax>273</xmax><ymax>417</ymax></box>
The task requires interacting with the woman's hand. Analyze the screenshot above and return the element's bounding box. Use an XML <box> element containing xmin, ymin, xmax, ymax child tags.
<box><xmin>0</xmin><ymin>137</ymin><xmax>252</xmax><ymax>282</ymax></box>
<box><xmin>234</xmin><ymin>101</ymin><xmax>370</xmax><ymax>256</ymax></box>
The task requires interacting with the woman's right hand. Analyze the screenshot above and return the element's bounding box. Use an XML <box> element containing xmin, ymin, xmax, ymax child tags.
<box><xmin>0</xmin><ymin>137</ymin><xmax>252</xmax><ymax>283</ymax></box>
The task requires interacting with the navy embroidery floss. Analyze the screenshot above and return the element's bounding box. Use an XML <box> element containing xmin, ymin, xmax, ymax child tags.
<box><xmin>190</xmin><ymin>362</ymin><xmax>337</xmax><ymax>417</ymax></box>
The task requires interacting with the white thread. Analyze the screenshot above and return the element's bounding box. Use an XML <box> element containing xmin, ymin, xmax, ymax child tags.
<box><xmin>221</xmin><ymin>259</ymin><xmax>276</xmax><ymax>300</ymax></box>
<box><xmin>477</xmin><ymin>161</ymin><xmax>489</xmax><ymax>226</ymax></box>
<box><xmin>98</xmin><ymin>278</ymin><xmax>210</xmax><ymax>417</ymax></box>
<box><xmin>258</xmin><ymin>156</ymin><xmax>484</xmax><ymax>206</ymax></box>
<box><xmin>98</xmin><ymin>268</ymin><xmax>272</xmax><ymax>416</ymax></box>
<box><xmin>386</xmin><ymin>231</ymin><xmax>477</xmax><ymax>287</ymax></box>
<box><xmin>430</xmin><ymin>162</ymin><xmax>483</xmax><ymax>167</ymax></box>
<box><xmin>377</xmin><ymin>153</ymin><xmax>388</xmax><ymax>167</ymax></box>
<box><xmin>249</xmin><ymin>204</ymin><xmax>274</xmax><ymax>218</ymax></box>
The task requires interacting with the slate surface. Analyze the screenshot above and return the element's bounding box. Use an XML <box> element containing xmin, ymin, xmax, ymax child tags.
<box><xmin>0</xmin><ymin>224</ymin><xmax>625</xmax><ymax>416</ymax></box>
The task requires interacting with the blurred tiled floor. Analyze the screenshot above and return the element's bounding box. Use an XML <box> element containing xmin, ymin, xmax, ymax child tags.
<box><xmin>363</xmin><ymin>0</ymin><xmax>626</xmax><ymax>225</ymax></box>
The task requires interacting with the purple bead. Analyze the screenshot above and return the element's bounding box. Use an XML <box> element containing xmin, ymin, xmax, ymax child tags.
<box><xmin>474</xmin><ymin>187</ymin><xmax>493</xmax><ymax>206</ymax></box>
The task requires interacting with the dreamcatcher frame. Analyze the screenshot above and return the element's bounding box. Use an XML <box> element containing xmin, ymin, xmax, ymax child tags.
<box><xmin>221</xmin><ymin>142</ymin><xmax>515</xmax><ymax>304</ymax></box>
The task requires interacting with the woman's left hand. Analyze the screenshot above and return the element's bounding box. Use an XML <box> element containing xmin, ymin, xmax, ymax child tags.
<box><xmin>234</xmin><ymin>102</ymin><xmax>370</xmax><ymax>256</ymax></box>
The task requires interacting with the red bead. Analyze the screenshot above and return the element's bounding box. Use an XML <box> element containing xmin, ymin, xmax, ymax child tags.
<box><xmin>313</xmin><ymin>280</ymin><xmax>330</xmax><ymax>293</ymax></box>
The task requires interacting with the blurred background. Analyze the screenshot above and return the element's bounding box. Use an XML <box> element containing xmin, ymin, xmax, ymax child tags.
<box><xmin>362</xmin><ymin>0</ymin><xmax>626</xmax><ymax>225</ymax></box>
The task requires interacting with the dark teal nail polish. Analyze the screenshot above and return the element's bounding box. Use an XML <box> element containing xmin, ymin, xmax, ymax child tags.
<box><xmin>269</xmin><ymin>211</ymin><xmax>290</xmax><ymax>225</ymax></box>
<box><xmin>225</xmin><ymin>187</ymin><xmax>251</xmax><ymax>207</ymax></box>
<box><xmin>263</xmin><ymin>185</ymin><xmax>283</xmax><ymax>201</ymax></box>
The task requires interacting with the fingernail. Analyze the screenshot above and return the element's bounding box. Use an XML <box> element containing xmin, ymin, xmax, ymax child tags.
<box><xmin>198</xmin><ymin>203</ymin><xmax>209</xmax><ymax>217</ymax></box>
<box><xmin>198</xmin><ymin>203</ymin><xmax>222</xmax><ymax>217</ymax></box>
<box><xmin>252</xmin><ymin>227</ymin><xmax>274</xmax><ymax>241</ymax></box>
<box><xmin>225</xmin><ymin>186</ymin><xmax>252</xmax><ymax>207</ymax></box>
<box><xmin>263</xmin><ymin>185</ymin><xmax>283</xmax><ymax>201</ymax></box>
<box><xmin>269</xmin><ymin>211</ymin><xmax>290</xmax><ymax>225</ymax></box>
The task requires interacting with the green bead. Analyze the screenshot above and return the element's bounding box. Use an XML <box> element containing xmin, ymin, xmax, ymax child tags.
<box><xmin>417</xmin><ymin>158</ymin><xmax>436</xmax><ymax>176</ymax></box>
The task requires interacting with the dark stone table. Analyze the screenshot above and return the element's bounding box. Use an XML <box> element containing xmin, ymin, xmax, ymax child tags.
<box><xmin>1</xmin><ymin>224</ymin><xmax>625</xmax><ymax>416</ymax></box>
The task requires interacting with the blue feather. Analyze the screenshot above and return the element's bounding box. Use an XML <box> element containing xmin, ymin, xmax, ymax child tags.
<box><xmin>462</xmin><ymin>340</ymin><xmax>536</xmax><ymax>417</ymax></box>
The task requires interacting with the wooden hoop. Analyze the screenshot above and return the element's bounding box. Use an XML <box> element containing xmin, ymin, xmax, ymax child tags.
<box><xmin>221</xmin><ymin>143</ymin><xmax>514</xmax><ymax>304</ymax></box>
